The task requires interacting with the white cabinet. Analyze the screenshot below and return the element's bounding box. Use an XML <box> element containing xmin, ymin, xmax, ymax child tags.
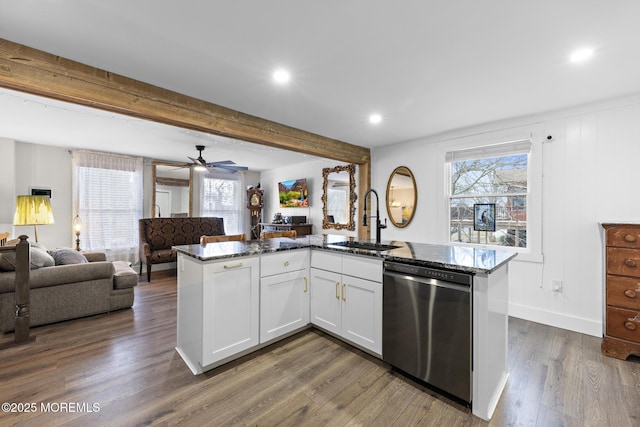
<box><xmin>309</xmin><ymin>268</ymin><xmax>342</xmax><ymax>335</ymax></box>
<box><xmin>176</xmin><ymin>254</ymin><xmax>259</xmax><ymax>373</ymax></box>
<box><xmin>260</xmin><ymin>250</ymin><xmax>310</xmax><ymax>343</ymax></box>
<box><xmin>177</xmin><ymin>248</ymin><xmax>381</xmax><ymax>374</ymax></box>
<box><xmin>310</xmin><ymin>251</ymin><xmax>382</xmax><ymax>355</ymax></box>
<box><xmin>341</xmin><ymin>275</ymin><xmax>382</xmax><ymax>353</ymax></box>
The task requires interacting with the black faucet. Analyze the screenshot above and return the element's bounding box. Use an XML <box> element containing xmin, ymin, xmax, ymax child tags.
<box><xmin>363</xmin><ymin>188</ymin><xmax>387</xmax><ymax>244</ymax></box>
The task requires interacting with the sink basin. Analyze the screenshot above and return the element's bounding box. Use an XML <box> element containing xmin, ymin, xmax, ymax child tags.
<box><xmin>330</xmin><ymin>241</ymin><xmax>400</xmax><ymax>252</ymax></box>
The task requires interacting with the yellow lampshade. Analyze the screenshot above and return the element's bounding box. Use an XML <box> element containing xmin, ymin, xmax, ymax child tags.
<box><xmin>13</xmin><ymin>195</ymin><xmax>55</xmax><ymax>242</ymax></box>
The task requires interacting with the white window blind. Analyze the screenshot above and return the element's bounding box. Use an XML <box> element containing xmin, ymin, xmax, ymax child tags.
<box><xmin>201</xmin><ymin>172</ymin><xmax>244</xmax><ymax>235</ymax></box>
<box><xmin>445</xmin><ymin>140</ymin><xmax>532</xmax><ymax>163</ymax></box>
<box><xmin>72</xmin><ymin>150</ymin><xmax>143</xmax><ymax>263</ymax></box>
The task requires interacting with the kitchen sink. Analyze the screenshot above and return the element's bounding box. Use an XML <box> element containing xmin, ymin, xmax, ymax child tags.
<box><xmin>330</xmin><ymin>241</ymin><xmax>400</xmax><ymax>252</ymax></box>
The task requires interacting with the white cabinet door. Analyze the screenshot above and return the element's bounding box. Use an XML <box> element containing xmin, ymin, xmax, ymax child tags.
<box><xmin>310</xmin><ymin>253</ymin><xmax>383</xmax><ymax>356</ymax></box>
<box><xmin>202</xmin><ymin>258</ymin><xmax>259</xmax><ymax>366</ymax></box>
<box><xmin>341</xmin><ymin>276</ymin><xmax>382</xmax><ymax>355</ymax></box>
<box><xmin>310</xmin><ymin>268</ymin><xmax>342</xmax><ymax>335</ymax></box>
<box><xmin>260</xmin><ymin>269</ymin><xmax>309</xmax><ymax>343</ymax></box>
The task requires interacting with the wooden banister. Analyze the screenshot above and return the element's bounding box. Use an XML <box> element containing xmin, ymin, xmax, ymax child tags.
<box><xmin>0</xmin><ymin>235</ymin><xmax>32</xmax><ymax>347</ymax></box>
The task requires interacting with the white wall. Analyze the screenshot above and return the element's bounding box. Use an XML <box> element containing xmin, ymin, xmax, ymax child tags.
<box><xmin>260</xmin><ymin>159</ymin><xmax>358</xmax><ymax>237</ymax></box>
<box><xmin>0</xmin><ymin>139</ymin><xmax>16</xmax><ymax>232</ymax></box>
<box><xmin>372</xmin><ymin>94</ymin><xmax>640</xmax><ymax>337</ymax></box>
<box><xmin>13</xmin><ymin>142</ymin><xmax>73</xmax><ymax>248</ymax></box>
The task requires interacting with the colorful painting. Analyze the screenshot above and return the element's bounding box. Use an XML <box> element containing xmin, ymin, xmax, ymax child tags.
<box><xmin>279</xmin><ymin>178</ymin><xmax>309</xmax><ymax>208</ymax></box>
<box><xmin>474</xmin><ymin>203</ymin><xmax>496</xmax><ymax>232</ymax></box>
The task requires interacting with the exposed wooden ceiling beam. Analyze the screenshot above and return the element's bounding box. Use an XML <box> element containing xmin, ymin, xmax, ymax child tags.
<box><xmin>0</xmin><ymin>38</ymin><xmax>370</xmax><ymax>164</ymax></box>
<box><xmin>0</xmin><ymin>38</ymin><xmax>371</xmax><ymax>238</ymax></box>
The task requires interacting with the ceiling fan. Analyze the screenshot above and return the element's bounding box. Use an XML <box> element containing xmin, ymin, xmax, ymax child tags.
<box><xmin>187</xmin><ymin>145</ymin><xmax>248</xmax><ymax>173</ymax></box>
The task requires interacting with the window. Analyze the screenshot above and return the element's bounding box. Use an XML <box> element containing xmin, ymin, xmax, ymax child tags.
<box><xmin>201</xmin><ymin>172</ymin><xmax>243</xmax><ymax>234</ymax></box>
<box><xmin>327</xmin><ymin>186</ymin><xmax>348</xmax><ymax>224</ymax></box>
<box><xmin>72</xmin><ymin>150</ymin><xmax>143</xmax><ymax>263</ymax></box>
<box><xmin>447</xmin><ymin>140</ymin><xmax>531</xmax><ymax>249</ymax></box>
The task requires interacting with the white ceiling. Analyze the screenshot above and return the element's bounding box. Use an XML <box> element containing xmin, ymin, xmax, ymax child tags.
<box><xmin>0</xmin><ymin>87</ymin><xmax>321</xmax><ymax>170</ymax></box>
<box><xmin>1</xmin><ymin>1</ymin><xmax>640</xmax><ymax>165</ymax></box>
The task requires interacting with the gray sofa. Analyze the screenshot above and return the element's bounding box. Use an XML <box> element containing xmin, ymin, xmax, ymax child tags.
<box><xmin>0</xmin><ymin>250</ymin><xmax>138</xmax><ymax>332</ymax></box>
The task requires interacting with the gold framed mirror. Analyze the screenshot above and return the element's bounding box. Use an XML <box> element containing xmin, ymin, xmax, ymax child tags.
<box><xmin>322</xmin><ymin>164</ymin><xmax>356</xmax><ymax>231</ymax></box>
<box><xmin>152</xmin><ymin>161</ymin><xmax>193</xmax><ymax>218</ymax></box>
<box><xmin>386</xmin><ymin>166</ymin><xmax>417</xmax><ymax>228</ymax></box>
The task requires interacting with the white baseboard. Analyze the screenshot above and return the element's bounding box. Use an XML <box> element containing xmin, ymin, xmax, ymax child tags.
<box><xmin>509</xmin><ymin>303</ymin><xmax>602</xmax><ymax>337</ymax></box>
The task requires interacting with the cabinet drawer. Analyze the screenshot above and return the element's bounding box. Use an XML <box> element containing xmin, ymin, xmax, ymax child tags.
<box><xmin>203</xmin><ymin>256</ymin><xmax>258</xmax><ymax>274</ymax></box>
<box><xmin>261</xmin><ymin>249</ymin><xmax>309</xmax><ymax>277</ymax></box>
<box><xmin>607</xmin><ymin>248</ymin><xmax>640</xmax><ymax>278</ymax></box>
<box><xmin>607</xmin><ymin>275</ymin><xmax>640</xmax><ymax>310</ymax></box>
<box><xmin>342</xmin><ymin>254</ymin><xmax>382</xmax><ymax>283</ymax></box>
<box><xmin>311</xmin><ymin>250</ymin><xmax>342</xmax><ymax>272</ymax></box>
<box><xmin>607</xmin><ymin>227</ymin><xmax>640</xmax><ymax>249</ymax></box>
<box><xmin>606</xmin><ymin>306</ymin><xmax>640</xmax><ymax>343</ymax></box>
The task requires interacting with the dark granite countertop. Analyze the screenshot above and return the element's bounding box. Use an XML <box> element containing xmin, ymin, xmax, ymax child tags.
<box><xmin>173</xmin><ymin>234</ymin><xmax>517</xmax><ymax>274</ymax></box>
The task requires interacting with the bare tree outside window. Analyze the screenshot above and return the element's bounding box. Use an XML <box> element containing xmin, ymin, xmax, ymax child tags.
<box><xmin>449</xmin><ymin>153</ymin><xmax>528</xmax><ymax>248</ymax></box>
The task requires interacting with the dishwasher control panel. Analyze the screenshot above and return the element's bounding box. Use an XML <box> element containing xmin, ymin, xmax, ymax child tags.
<box><xmin>384</xmin><ymin>261</ymin><xmax>473</xmax><ymax>286</ymax></box>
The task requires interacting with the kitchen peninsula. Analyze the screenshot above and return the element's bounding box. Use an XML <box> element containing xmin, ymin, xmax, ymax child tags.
<box><xmin>173</xmin><ymin>235</ymin><xmax>516</xmax><ymax>421</ymax></box>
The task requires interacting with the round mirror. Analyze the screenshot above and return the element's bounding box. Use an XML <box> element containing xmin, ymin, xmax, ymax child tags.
<box><xmin>386</xmin><ymin>166</ymin><xmax>417</xmax><ymax>228</ymax></box>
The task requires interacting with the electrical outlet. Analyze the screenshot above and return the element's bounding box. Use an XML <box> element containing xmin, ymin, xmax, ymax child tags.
<box><xmin>552</xmin><ymin>279</ymin><xmax>563</xmax><ymax>292</ymax></box>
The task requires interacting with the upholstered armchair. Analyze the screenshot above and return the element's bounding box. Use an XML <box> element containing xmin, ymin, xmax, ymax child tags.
<box><xmin>138</xmin><ymin>217</ymin><xmax>225</xmax><ymax>281</ymax></box>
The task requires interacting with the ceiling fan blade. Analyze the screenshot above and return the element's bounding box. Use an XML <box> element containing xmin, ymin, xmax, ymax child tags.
<box><xmin>207</xmin><ymin>160</ymin><xmax>235</xmax><ymax>166</ymax></box>
<box><xmin>213</xmin><ymin>165</ymin><xmax>248</xmax><ymax>171</ymax></box>
<box><xmin>207</xmin><ymin>166</ymin><xmax>237</xmax><ymax>174</ymax></box>
<box><xmin>206</xmin><ymin>164</ymin><xmax>249</xmax><ymax>173</ymax></box>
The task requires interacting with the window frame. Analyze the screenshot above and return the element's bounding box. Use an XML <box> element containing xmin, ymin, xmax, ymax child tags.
<box><xmin>71</xmin><ymin>150</ymin><xmax>143</xmax><ymax>263</ymax></box>
<box><xmin>200</xmin><ymin>171</ymin><xmax>244</xmax><ymax>235</ymax></box>
<box><xmin>444</xmin><ymin>138</ymin><xmax>542</xmax><ymax>262</ymax></box>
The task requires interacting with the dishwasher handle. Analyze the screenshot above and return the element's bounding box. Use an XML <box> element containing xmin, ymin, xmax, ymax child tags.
<box><xmin>383</xmin><ymin>270</ymin><xmax>471</xmax><ymax>293</ymax></box>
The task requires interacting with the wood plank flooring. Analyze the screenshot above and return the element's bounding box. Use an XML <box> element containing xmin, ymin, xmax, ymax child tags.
<box><xmin>1</xmin><ymin>270</ymin><xmax>639</xmax><ymax>426</ymax></box>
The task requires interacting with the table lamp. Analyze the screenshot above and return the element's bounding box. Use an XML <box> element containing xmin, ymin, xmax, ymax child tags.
<box><xmin>73</xmin><ymin>215</ymin><xmax>82</xmax><ymax>251</ymax></box>
<box><xmin>13</xmin><ymin>195</ymin><xmax>55</xmax><ymax>243</ymax></box>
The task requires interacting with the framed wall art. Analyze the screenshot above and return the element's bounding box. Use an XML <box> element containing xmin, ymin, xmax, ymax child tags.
<box><xmin>474</xmin><ymin>203</ymin><xmax>496</xmax><ymax>232</ymax></box>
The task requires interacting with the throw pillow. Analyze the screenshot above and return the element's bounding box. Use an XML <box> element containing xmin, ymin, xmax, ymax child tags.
<box><xmin>49</xmin><ymin>248</ymin><xmax>88</xmax><ymax>265</ymax></box>
<box><xmin>0</xmin><ymin>245</ymin><xmax>55</xmax><ymax>271</ymax></box>
<box><xmin>31</xmin><ymin>246</ymin><xmax>55</xmax><ymax>268</ymax></box>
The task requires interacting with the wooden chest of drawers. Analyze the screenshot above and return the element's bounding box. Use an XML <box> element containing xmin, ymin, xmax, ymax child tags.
<box><xmin>602</xmin><ymin>223</ymin><xmax>640</xmax><ymax>359</ymax></box>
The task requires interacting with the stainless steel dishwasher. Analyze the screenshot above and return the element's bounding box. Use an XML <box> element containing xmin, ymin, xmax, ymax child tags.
<box><xmin>383</xmin><ymin>261</ymin><xmax>473</xmax><ymax>404</ymax></box>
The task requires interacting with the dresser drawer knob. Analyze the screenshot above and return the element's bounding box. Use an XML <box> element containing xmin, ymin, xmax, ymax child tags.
<box><xmin>624</xmin><ymin>321</ymin><xmax>637</xmax><ymax>331</ymax></box>
<box><xmin>284</xmin><ymin>261</ymin><xmax>289</xmax><ymax>267</ymax></box>
<box><xmin>624</xmin><ymin>259</ymin><xmax>638</xmax><ymax>268</ymax></box>
<box><xmin>624</xmin><ymin>289</ymin><xmax>637</xmax><ymax>298</ymax></box>
<box><xmin>624</xmin><ymin>234</ymin><xmax>637</xmax><ymax>243</ymax></box>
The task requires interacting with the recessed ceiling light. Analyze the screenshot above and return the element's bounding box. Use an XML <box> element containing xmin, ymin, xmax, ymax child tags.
<box><xmin>369</xmin><ymin>113</ymin><xmax>382</xmax><ymax>124</ymax></box>
<box><xmin>570</xmin><ymin>47</ymin><xmax>594</xmax><ymax>63</ymax></box>
<box><xmin>273</xmin><ymin>69</ymin><xmax>291</xmax><ymax>84</ymax></box>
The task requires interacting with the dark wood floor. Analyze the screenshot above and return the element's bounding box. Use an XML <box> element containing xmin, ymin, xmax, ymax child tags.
<box><xmin>1</xmin><ymin>270</ymin><xmax>639</xmax><ymax>426</ymax></box>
